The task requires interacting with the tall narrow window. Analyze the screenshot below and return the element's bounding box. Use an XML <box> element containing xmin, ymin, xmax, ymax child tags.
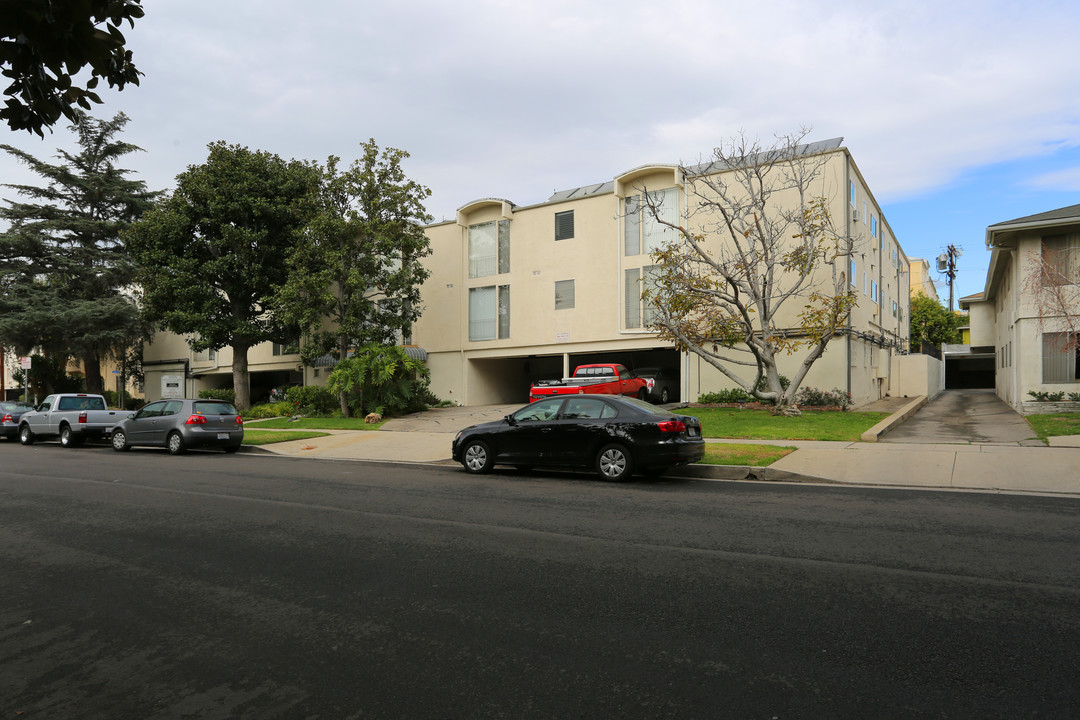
<box><xmin>642</xmin><ymin>265</ymin><xmax>661</xmax><ymax>325</ymax></box>
<box><xmin>1042</xmin><ymin>234</ymin><xmax>1080</xmax><ymax>286</ymax></box>
<box><xmin>555</xmin><ymin>279</ymin><xmax>575</xmax><ymax>310</ymax></box>
<box><xmin>625</xmin><ymin>268</ymin><xmax>641</xmax><ymax>328</ymax></box>
<box><xmin>624</xmin><ymin>188</ymin><xmax>677</xmax><ymax>256</ymax></box>
<box><xmin>468</xmin><ymin>220</ymin><xmax>510</xmax><ymax>277</ymax></box>
<box><xmin>468</xmin><ymin>285</ymin><xmax>511</xmax><ymax>341</ymax></box>
<box><xmin>554</xmin><ymin>210</ymin><xmax>574</xmax><ymax>241</ymax></box>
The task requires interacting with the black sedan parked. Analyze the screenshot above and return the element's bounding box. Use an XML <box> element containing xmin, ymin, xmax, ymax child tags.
<box><xmin>1</xmin><ymin>400</ymin><xmax>34</xmax><ymax>440</ymax></box>
<box><xmin>451</xmin><ymin>395</ymin><xmax>704</xmax><ymax>481</ymax></box>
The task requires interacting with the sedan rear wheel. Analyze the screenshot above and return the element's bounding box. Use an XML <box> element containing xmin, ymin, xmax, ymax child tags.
<box><xmin>461</xmin><ymin>439</ymin><xmax>494</xmax><ymax>474</ymax></box>
<box><xmin>19</xmin><ymin>424</ymin><xmax>34</xmax><ymax>445</ymax></box>
<box><xmin>597</xmin><ymin>443</ymin><xmax>633</xmax><ymax>482</ymax></box>
<box><xmin>111</xmin><ymin>430</ymin><xmax>130</xmax><ymax>452</ymax></box>
<box><xmin>167</xmin><ymin>431</ymin><xmax>186</xmax><ymax>455</ymax></box>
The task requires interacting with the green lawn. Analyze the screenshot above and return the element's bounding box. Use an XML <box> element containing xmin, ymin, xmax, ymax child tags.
<box><xmin>242</xmin><ymin>430</ymin><xmax>331</xmax><ymax>445</ymax></box>
<box><xmin>677</xmin><ymin>407</ymin><xmax>889</xmax><ymax>441</ymax></box>
<box><xmin>243</xmin><ymin>417</ymin><xmax>384</xmax><ymax>431</ymax></box>
<box><xmin>699</xmin><ymin>443</ymin><xmax>796</xmax><ymax>466</ymax></box>
<box><xmin>1025</xmin><ymin>413</ymin><xmax>1080</xmax><ymax>443</ymax></box>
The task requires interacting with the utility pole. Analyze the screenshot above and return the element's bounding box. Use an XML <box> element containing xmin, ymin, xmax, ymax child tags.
<box><xmin>937</xmin><ymin>245</ymin><xmax>962</xmax><ymax>311</ymax></box>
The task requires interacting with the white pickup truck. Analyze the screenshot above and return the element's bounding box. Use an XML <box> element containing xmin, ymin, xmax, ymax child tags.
<box><xmin>18</xmin><ymin>393</ymin><xmax>134</xmax><ymax>447</ymax></box>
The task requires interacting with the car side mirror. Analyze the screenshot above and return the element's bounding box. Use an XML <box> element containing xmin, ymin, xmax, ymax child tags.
<box><xmin>504</xmin><ymin>414</ymin><xmax>517</xmax><ymax>426</ymax></box>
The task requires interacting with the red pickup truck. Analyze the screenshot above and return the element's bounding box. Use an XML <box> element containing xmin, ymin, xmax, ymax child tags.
<box><xmin>529</xmin><ymin>364</ymin><xmax>651</xmax><ymax>402</ymax></box>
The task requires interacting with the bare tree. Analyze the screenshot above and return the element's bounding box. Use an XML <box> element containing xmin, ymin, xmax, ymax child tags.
<box><xmin>640</xmin><ymin>130</ymin><xmax>857</xmax><ymax>416</ymax></box>
<box><xmin>1022</xmin><ymin>238</ymin><xmax>1080</xmax><ymax>357</ymax></box>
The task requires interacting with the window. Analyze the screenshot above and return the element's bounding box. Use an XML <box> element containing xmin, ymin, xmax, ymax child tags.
<box><xmin>554</xmin><ymin>210</ymin><xmax>574</xmax><ymax>241</ymax></box>
<box><xmin>624</xmin><ymin>188</ymin><xmax>677</xmax><ymax>256</ymax></box>
<box><xmin>194</xmin><ymin>348</ymin><xmax>216</xmax><ymax>362</ymax></box>
<box><xmin>1042</xmin><ymin>332</ymin><xmax>1080</xmax><ymax>382</ymax></box>
<box><xmin>554</xmin><ymin>279</ymin><xmax>575</xmax><ymax>310</ymax></box>
<box><xmin>625</xmin><ymin>265</ymin><xmax>660</xmax><ymax>328</ymax></box>
<box><xmin>849</xmin><ymin>180</ymin><xmax>856</xmax><ymax>207</ymax></box>
<box><xmin>870</xmin><ymin>215</ymin><xmax>878</xmax><ymax>238</ymax></box>
<box><xmin>850</xmin><ymin>258</ymin><xmax>857</xmax><ymax>288</ymax></box>
<box><xmin>469</xmin><ymin>285</ymin><xmax>510</xmax><ymax>341</ymax></box>
<box><xmin>863</xmin><ymin>271</ymin><xmax>868</xmax><ymax>295</ymax></box>
<box><xmin>891</xmin><ymin>300</ymin><xmax>898</xmax><ymax>317</ymax></box>
<box><xmin>870</xmin><ymin>280</ymin><xmax>879</xmax><ymax>303</ymax></box>
<box><xmin>272</xmin><ymin>339</ymin><xmax>298</xmax><ymax>356</ymax></box>
<box><xmin>1041</xmin><ymin>234</ymin><xmax>1080</xmax><ymax>286</ymax></box>
<box><xmin>468</xmin><ymin>220</ymin><xmax>510</xmax><ymax>278</ymax></box>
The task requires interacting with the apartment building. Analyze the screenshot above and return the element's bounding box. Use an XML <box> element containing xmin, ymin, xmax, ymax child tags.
<box><xmin>907</xmin><ymin>258</ymin><xmax>939</xmax><ymax>301</ymax></box>
<box><xmin>414</xmin><ymin>138</ymin><xmax>910</xmax><ymax>407</ymax></box>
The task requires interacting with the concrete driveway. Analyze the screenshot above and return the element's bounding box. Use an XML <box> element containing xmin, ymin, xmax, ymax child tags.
<box><xmin>879</xmin><ymin>389</ymin><xmax>1042</xmax><ymax>445</ymax></box>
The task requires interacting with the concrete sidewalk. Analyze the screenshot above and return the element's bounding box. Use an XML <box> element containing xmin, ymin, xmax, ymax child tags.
<box><xmin>247</xmin><ymin>401</ymin><xmax>1080</xmax><ymax>498</ymax></box>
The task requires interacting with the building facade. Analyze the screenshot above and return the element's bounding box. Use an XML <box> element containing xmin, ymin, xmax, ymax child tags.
<box><xmin>414</xmin><ymin>139</ymin><xmax>910</xmax><ymax>407</ymax></box>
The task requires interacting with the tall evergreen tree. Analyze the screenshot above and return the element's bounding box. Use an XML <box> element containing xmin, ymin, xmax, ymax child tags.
<box><xmin>275</xmin><ymin>140</ymin><xmax>433</xmax><ymax>415</ymax></box>
<box><xmin>125</xmin><ymin>142</ymin><xmax>319</xmax><ymax>410</ymax></box>
<box><xmin>0</xmin><ymin>111</ymin><xmax>157</xmax><ymax>392</ymax></box>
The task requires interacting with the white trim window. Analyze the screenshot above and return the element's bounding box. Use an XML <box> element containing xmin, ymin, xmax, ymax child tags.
<box><xmin>468</xmin><ymin>220</ymin><xmax>510</xmax><ymax>278</ymax></box>
<box><xmin>1043</xmin><ymin>332</ymin><xmax>1080</xmax><ymax>382</ymax></box>
<box><xmin>625</xmin><ymin>265</ymin><xmax>660</xmax><ymax>328</ymax></box>
<box><xmin>469</xmin><ymin>285</ymin><xmax>510</xmax><ymax>341</ymax></box>
<box><xmin>554</xmin><ymin>279</ymin><xmax>575</xmax><ymax>310</ymax></box>
<box><xmin>625</xmin><ymin>188</ymin><xmax>678</xmax><ymax>256</ymax></box>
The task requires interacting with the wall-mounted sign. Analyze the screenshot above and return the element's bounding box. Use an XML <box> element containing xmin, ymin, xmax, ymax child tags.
<box><xmin>161</xmin><ymin>374</ymin><xmax>184</xmax><ymax>399</ymax></box>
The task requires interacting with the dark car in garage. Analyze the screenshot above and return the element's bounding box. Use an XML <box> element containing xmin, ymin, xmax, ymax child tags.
<box><xmin>634</xmin><ymin>366</ymin><xmax>679</xmax><ymax>404</ymax></box>
<box><xmin>452</xmin><ymin>395</ymin><xmax>704</xmax><ymax>481</ymax></box>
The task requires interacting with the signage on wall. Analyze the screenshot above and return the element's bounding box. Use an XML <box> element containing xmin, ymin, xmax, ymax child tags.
<box><xmin>556</xmin><ymin>332</ymin><xmax>570</xmax><ymax>343</ymax></box>
<box><xmin>161</xmin><ymin>374</ymin><xmax>184</xmax><ymax>399</ymax></box>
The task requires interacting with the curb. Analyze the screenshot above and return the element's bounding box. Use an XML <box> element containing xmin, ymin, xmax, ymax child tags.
<box><xmin>860</xmin><ymin>396</ymin><xmax>928</xmax><ymax>442</ymax></box>
<box><xmin>666</xmin><ymin>463</ymin><xmax>832</xmax><ymax>484</ymax></box>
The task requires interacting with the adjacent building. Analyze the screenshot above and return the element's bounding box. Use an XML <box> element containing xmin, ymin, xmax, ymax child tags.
<box><xmin>961</xmin><ymin>203</ymin><xmax>1080</xmax><ymax>411</ymax></box>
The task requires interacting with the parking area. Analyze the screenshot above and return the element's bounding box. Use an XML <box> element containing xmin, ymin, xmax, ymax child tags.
<box><xmin>880</xmin><ymin>389</ymin><xmax>1042</xmax><ymax>445</ymax></box>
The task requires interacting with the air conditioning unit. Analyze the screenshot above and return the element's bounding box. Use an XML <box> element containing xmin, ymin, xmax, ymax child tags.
<box><xmin>852</xmin><ymin>210</ymin><xmax>861</xmax><ymax>223</ymax></box>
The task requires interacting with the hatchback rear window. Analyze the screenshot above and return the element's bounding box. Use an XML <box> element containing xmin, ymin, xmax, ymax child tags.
<box><xmin>193</xmin><ymin>401</ymin><xmax>239</xmax><ymax>415</ymax></box>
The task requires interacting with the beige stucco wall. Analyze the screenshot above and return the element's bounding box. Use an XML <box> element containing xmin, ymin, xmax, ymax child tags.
<box><xmin>889</xmin><ymin>353</ymin><xmax>944</xmax><ymax>400</ymax></box>
<box><xmin>907</xmin><ymin>259</ymin><xmax>939</xmax><ymax>301</ymax></box>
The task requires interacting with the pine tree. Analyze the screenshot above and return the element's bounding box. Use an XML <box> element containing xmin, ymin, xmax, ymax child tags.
<box><xmin>0</xmin><ymin>111</ymin><xmax>157</xmax><ymax>393</ymax></box>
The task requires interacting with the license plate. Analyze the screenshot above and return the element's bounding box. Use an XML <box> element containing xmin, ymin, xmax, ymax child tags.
<box><xmin>688</xmin><ymin>428</ymin><xmax>699</xmax><ymax>437</ymax></box>
<box><xmin>217</xmin><ymin>433</ymin><xmax>230</xmax><ymax>440</ymax></box>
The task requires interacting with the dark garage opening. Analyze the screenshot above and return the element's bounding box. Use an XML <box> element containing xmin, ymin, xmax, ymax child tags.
<box><xmin>945</xmin><ymin>354</ymin><xmax>995</xmax><ymax>389</ymax></box>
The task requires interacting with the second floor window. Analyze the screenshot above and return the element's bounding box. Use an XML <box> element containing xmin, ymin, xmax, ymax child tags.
<box><xmin>469</xmin><ymin>285</ymin><xmax>510</xmax><ymax>341</ymax></box>
<box><xmin>1042</xmin><ymin>234</ymin><xmax>1080</xmax><ymax>286</ymax></box>
<box><xmin>624</xmin><ymin>188</ymin><xmax>677</xmax><ymax>256</ymax></box>
<box><xmin>468</xmin><ymin>219</ymin><xmax>510</xmax><ymax>278</ymax></box>
<box><xmin>555</xmin><ymin>210</ymin><xmax>574</xmax><ymax>241</ymax></box>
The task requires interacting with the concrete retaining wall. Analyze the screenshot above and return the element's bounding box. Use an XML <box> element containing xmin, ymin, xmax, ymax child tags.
<box><xmin>888</xmin><ymin>354</ymin><xmax>943</xmax><ymax>401</ymax></box>
<box><xmin>1021</xmin><ymin>401</ymin><xmax>1080</xmax><ymax>415</ymax></box>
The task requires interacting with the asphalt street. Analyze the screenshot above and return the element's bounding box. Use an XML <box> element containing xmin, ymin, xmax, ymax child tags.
<box><xmin>1</xmin><ymin>442</ymin><xmax>1079</xmax><ymax>719</ymax></box>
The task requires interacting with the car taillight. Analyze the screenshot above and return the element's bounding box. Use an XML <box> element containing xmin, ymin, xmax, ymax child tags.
<box><xmin>185</xmin><ymin>414</ymin><xmax>207</xmax><ymax>425</ymax></box>
<box><xmin>657</xmin><ymin>420</ymin><xmax>687</xmax><ymax>433</ymax></box>
<box><xmin>78</xmin><ymin>411</ymin><xmax>87</xmax><ymax>424</ymax></box>
<box><xmin>236</xmin><ymin>416</ymin><xmax>243</xmax><ymax>425</ymax></box>
<box><xmin>1</xmin><ymin>414</ymin><xmax>11</xmax><ymax>423</ymax></box>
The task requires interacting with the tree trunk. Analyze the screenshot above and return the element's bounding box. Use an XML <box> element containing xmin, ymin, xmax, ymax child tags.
<box><xmin>83</xmin><ymin>352</ymin><xmax>103</xmax><ymax>394</ymax></box>
<box><xmin>338</xmin><ymin>335</ymin><xmax>350</xmax><ymax>417</ymax></box>
<box><xmin>232</xmin><ymin>343</ymin><xmax>251</xmax><ymax>410</ymax></box>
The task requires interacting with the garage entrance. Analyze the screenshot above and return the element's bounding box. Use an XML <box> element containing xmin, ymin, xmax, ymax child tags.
<box><xmin>466</xmin><ymin>346</ymin><xmax>682</xmax><ymax>405</ymax></box>
<box><xmin>944</xmin><ymin>350</ymin><xmax>995</xmax><ymax>389</ymax></box>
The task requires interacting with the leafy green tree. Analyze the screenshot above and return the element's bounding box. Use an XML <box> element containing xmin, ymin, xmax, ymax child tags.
<box><xmin>909</xmin><ymin>292</ymin><xmax>962</xmax><ymax>350</ymax></box>
<box><xmin>0</xmin><ymin>111</ymin><xmax>156</xmax><ymax>392</ymax></box>
<box><xmin>126</xmin><ymin>142</ymin><xmax>319</xmax><ymax>410</ymax></box>
<box><xmin>327</xmin><ymin>343</ymin><xmax>431</xmax><ymax>417</ymax></box>
<box><xmin>276</xmin><ymin>140</ymin><xmax>433</xmax><ymax>414</ymax></box>
<box><xmin>0</xmin><ymin>0</ymin><xmax>144</xmax><ymax>136</ymax></box>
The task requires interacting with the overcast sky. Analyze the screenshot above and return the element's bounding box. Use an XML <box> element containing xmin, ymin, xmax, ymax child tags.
<box><xmin>3</xmin><ymin>0</ymin><xmax>1079</xmax><ymax>302</ymax></box>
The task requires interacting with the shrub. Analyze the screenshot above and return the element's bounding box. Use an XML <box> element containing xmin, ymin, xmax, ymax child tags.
<box><xmin>1070</xmin><ymin>393</ymin><xmax>1080</xmax><ymax>402</ymax></box>
<box><xmin>755</xmin><ymin>375</ymin><xmax>790</xmax><ymax>393</ymax></box>
<box><xmin>328</xmin><ymin>343</ymin><xmax>431</xmax><ymax>417</ymax></box>
<box><xmin>794</xmin><ymin>387</ymin><xmax>854</xmax><ymax>409</ymax></box>
<box><xmin>244</xmin><ymin>401</ymin><xmax>296</xmax><ymax>419</ymax></box>
<box><xmin>698</xmin><ymin>388</ymin><xmax>753</xmax><ymax>404</ymax></box>
<box><xmin>198</xmin><ymin>387</ymin><xmax>235</xmax><ymax>403</ymax></box>
<box><xmin>1028</xmin><ymin>390</ymin><xmax>1066</xmax><ymax>402</ymax></box>
<box><xmin>285</xmin><ymin>385</ymin><xmax>338</xmax><ymax>416</ymax></box>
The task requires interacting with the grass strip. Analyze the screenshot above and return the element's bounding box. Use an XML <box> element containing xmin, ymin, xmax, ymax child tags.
<box><xmin>243</xmin><ymin>417</ymin><xmax>384</xmax><ymax>431</ymax></box>
<box><xmin>677</xmin><ymin>407</ymin><xmax>889</xmax><ymax>441</ymax></box>
<box><xmin>242</xmin><ymin>430</ymin><xmax>331</xmax><ymax>446</ymax></box>
<box><xmin>698</xmin><ymin>443</ymin><xmax>796</xmax><ymax>467</ymax></box>
<box><xmin>1025</xmin><ymin>413</ymin><xmax>1080</xmax><ymax>443</ymax></box>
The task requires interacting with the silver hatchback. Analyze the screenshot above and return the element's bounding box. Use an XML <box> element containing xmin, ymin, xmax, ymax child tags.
<box><xmin>111</xmin><ymin>398</ymin><xmax>243</xmax><ymax>454</ymax></box>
